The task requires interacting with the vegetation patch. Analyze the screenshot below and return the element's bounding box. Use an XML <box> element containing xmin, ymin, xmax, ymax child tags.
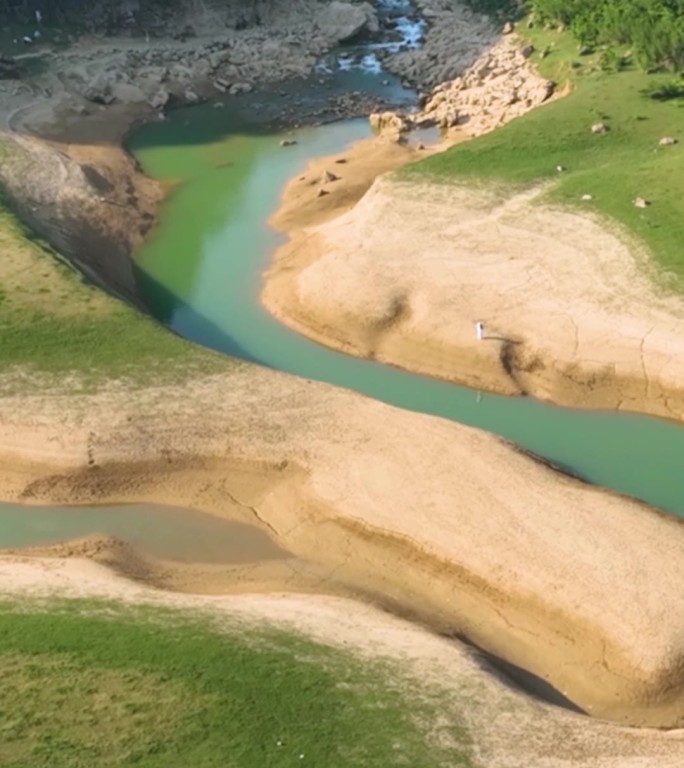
<box><xmin>0</xmin><ymin>600</ymin><xmax>473</xmax><ymax>768</ymax></box>
<box><xmin>0</xmin><ymin>198</ymin><xmax>231</xmax><ymax>392</ymax></box>
<box><xmin>402</xmin><ymin>18</ymin><xmax>684</xmax><ymax>287</ymax></box>
<box><xmin>528</xmin><ymin>0</ymin><xmax>684</xmax><ymax>72</ymax></box>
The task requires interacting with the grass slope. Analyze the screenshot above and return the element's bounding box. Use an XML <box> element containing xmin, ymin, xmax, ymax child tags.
<box><xmin>0</xmin><ymin>600</ymin><xmax>473</xmax><ymax>768</ymax></box>
<box><xmin>403</xmin><ymin>23</ymin><xmax>684</xmax><ymax>286</ymax></box>
<box><xmin>0</xmin><ymin>199</ymin><xmax>230</xmax><ymax>392</ymax></box>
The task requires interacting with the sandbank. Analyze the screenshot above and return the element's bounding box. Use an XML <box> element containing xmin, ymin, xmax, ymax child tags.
<box><xmin>5</xmin><ymin>364</ymin><xmax>684</xmax><ymax>726</ymax></box>
<box><xmin>265</xmin><ymin>175</ymin><xmax>684</xmax><ymax>420</ymax></box>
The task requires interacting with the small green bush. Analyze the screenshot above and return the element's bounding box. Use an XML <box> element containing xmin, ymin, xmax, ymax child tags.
<box><xmin>643</xmin><ymin>77</ymin><xmax>684</xmax><ymax>100</ymax></box>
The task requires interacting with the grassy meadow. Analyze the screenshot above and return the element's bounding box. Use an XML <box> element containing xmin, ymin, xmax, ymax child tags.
<box><xmin>403</xmin><ymin>21</ymin><xmax>684</xmax><ymax>286</ymax></box>
<box><xmin>0</xmin><ymin>600</ymin><xmax>473</xmax><ymax>768</ymax></box>
<box><xmin>0</xmin><ymin>199</ymin><xmax>229</xmax><ymax>392</ymax></box>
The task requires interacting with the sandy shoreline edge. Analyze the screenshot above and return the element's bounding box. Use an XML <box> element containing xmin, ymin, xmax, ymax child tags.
<box><xmin>263</xmin><ymin>138</ymin><xmax>684</xmax><ymax>423</ymax></box>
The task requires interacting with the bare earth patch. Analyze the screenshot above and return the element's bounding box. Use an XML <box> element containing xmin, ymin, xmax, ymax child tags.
<box><xmin>264</xmin><ymin>177</ymin><xmax>684</xmax><ymax>420</ymax></box>
<box><xmin>4</xmin><ymin>365</ymin><xmax>684</xmax><ymax>727</ymax></box>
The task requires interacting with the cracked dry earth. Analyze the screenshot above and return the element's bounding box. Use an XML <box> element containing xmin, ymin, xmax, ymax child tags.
<box><xmin>5</xmin><ymin>364</ymin><xmax>684</xmax><ymax>726</ymax></box>
<box><xmin>264</xmin><ymin>177</ymin><xmax>684</xmax><ymax>419</ymax></box>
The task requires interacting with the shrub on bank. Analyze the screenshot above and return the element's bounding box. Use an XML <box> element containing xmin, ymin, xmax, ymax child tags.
<box><xmin>529</xmin><ymin>0</ymin><xmax>684</xmax><ymax>72</ymax></box>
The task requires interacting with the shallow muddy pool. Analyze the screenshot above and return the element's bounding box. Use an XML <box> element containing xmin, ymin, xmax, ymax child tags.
<box><xmin>0</xmin><ymin>502</ymin><xmax>288</xmax><ymax>563</ymax></box>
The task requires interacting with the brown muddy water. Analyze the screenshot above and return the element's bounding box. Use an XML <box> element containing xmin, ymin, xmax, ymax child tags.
<box><xmin>0</xmin><ymin>501</ymin><xmax>288</xmax><ymax>563</ymax></box>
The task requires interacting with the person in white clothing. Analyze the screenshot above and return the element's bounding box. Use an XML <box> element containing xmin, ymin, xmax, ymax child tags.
<box><xmin>476</xmin><ymin>321</ymin><xmax>484</xmax><ymax>341</ymax></box>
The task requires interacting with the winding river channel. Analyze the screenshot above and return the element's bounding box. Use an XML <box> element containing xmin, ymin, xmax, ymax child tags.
<box><xmin>126</xmin><ymin>25</ymin><xmax>684</xmax><ymax>521</ymax></box>
<box><xmin>3</xmin><ymin>0</ymin><xmax>684</xmax><ymax>558</ymax></box>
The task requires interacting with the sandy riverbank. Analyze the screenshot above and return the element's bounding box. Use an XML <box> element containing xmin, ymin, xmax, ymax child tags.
<box><xmin>5</xmin><ymin>365</ymin><xmax>684</xmax><ymax>727</ymax></box>
<box><xmin>265</xmin><ymin>174</ymin><xmax>684</xmax><ymax>420</ymax></box>
<box><xmin>262</xmin><ymin>62</ymin><xmax>684</xmax><ymax>422</ymax></box>
<box><xmin>257</xmin><ymin>8</ymin><xmax>684</xmax><ymax>424</ymax></box>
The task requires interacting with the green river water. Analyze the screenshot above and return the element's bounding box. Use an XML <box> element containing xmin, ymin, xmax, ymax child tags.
<box><xmin>0</xmin><ymin>502</ymin><xmax>286</xmax><ymax>562</ymax></box>
<box><xmin>127</xmin><ymin>98</ymin><xmax>684</xmax><ymax>520</ymax></box>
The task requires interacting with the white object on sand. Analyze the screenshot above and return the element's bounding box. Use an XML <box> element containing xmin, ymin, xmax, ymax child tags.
<box><xmin>476</xmin><ymin>321</ymin><xmax>484</xmax><ymax>340</ymax></box>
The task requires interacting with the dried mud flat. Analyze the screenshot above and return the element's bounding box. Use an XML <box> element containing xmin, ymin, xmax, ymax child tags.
<box><xmin>265</xmin><ymin>173</ymin><xmax>684</xmax><ymax>421</ymax></box>
<box><xmin>4</xmin><ymin>364</ymin><xmax>684</xmax><ymax>732</ymax></box>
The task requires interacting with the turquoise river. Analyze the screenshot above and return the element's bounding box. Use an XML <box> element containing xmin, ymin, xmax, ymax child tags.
<box><xmin>129</xmin><ymin>95</ymin><xmax>684</xmax><ymax>519</ymax></box>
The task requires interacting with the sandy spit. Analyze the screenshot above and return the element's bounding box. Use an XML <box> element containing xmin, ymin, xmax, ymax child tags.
<box><xmin>264</xmin><ymin>156</ymin><xmax>684</xmax><ymax>423</ymax></box>
<box><xmin>5</xmin><ymin>365</ymin><xmax>684</xmax><ymax>727</ymax></box>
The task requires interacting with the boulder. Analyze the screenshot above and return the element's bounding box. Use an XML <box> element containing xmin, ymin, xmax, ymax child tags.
<box><xmin>208</xmin><ymin>51</ymin><xmax>229</xmax><ymax>70</ymax></box>
<box><xmin>149</xmin><ymin>87</ymin><xmax>170</xmax><ymax>110</ymax></box>
<box><xmin>83</xmin><ymin>72</ymin><xmax>116</xmax><ymax>105</ymax></box>
<box><xmin>633</xmin><ymin>197</ymin><xmax>649</xmax><ymax>208</ymax></box>
<box><xmin>369</xmin><ymin>110</ymin><xmax>408</xmax><ymax>135</ymax></box>
<box><xmin>520</xmin><ymin>45</ymin><xmax>535</xmax><ymax>59</ymax></box>
<box><xmin>322</xmin><ymin>170</ymin><xmax>340</xmax><ymax>183</ymax></box>
<box><xmin>184</xmin><ymin>89</ymin><xmax>199</xmax><ymax>103</ymax></box>
<box><xmin>503</xmin><ymin>21</ymin><xmax>514</xmax><ymax>34</ymax></box>
<box><xmin>229</xmin><ymin>82</ymin><xmax>253</xmax><ymax>95</ymax></box>
<box><xmin>110</xmin><ymin>82</ymin><xmax>146</xmax><ymax>103</ymax></box>
<box><xmin>659</xmin><ymin>136</ymin><xmax>677</xmax><ymax>146</ymax></box>
<box><xmin>317</xmin><ymin>1</ymin><xmax>379</xmax><ymax>44</ymax></box>
<box><xmin>591</xmin><ymin>122</ymin><xmax>608</xmax><ymax>134</ymax></box>
<box><xmin>280</xmin><ymin>139</ymin><xmax>297</xmax><ymax>147</ymax></box>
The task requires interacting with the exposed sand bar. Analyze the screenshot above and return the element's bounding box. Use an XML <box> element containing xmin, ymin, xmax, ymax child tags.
<box><xmin>4</xmin><ymin>366</ymin><xmax>684</xmax><ymax>727</ymax></box>
<box><xmin>265</xmin><ymin>168</ymin><xmax>684</xmax><ymax>420</ymax></box>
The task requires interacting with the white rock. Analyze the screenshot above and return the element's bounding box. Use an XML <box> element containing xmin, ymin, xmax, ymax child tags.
<box><xmin>149</xmin><ymin>87</ymin><xmax>170</xmax><ymax>110</ymax></box>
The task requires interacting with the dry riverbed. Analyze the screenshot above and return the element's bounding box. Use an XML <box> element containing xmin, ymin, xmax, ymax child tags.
<box><xmin>1</xmin><ymin>3</ymin><xmax>684</xmax><ymax>762</ymax></box>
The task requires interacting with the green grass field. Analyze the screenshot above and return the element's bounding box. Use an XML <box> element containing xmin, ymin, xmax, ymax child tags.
<box><xmin>403</xmin><ymin>21</ymin><xmax>684</xmax><ymax>287</ymax></box>
<box><xmin>0</xmin><ymin>600</ymin><xmax>473</xmax><ymax>768</ymax></box>
<box><xmin>0</xmin><ymin>200</ymin><xmax>229</xmax><ymax>392</ymax></box>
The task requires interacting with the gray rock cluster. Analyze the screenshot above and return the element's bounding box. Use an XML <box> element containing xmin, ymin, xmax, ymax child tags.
<box><xmin>382</xmin><ymin>0</ymin><xmax>497</xmax><ymax>89</ymax></box>
<box><xmin>48</xmin><ymin>0</ymin><xmax>380</xmax><ymax>112</ymax></box>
